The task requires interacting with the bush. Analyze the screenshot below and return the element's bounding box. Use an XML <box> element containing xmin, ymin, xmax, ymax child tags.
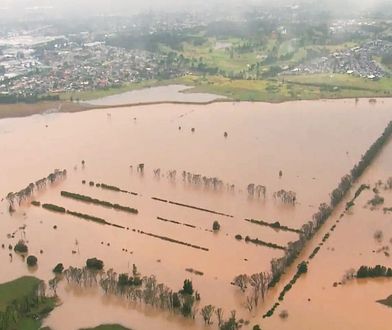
<box><xmin>181</xmin><ymin>279</ymin><xmax>194</xmax><ymax>295</ymax></box>
<box><xmin>181</xmin><ymin>300</ymin><xmax>193</xmax><ymax>317</ymax></box>
<box><xmin>86</xmin><ymin>258</ymin><xmax>104</xmax><ymax>271</ymax></box>
<box><xmin>14</xmin><ymin>240</ymin><xmax>28</xmax><ymax>254</ymax></box>
<box><xmin>235</xmin><ymin>234</ymin><xmax>243</xmax><ymax>240</ymax></box>
<box><xmin>42</xmin><ymin>203</ymin><xmax>66</xmax><ymax>213</ymax></box>
<box><xmin>173</xmin><ymin>292</ymin><xmax>181</xmax><ymax>308</ymax></box>
<box><xmin>213</xmin><ymin>221</ymin><xmax>221</xmax><ymax>231</ymax></box>
<box><xmin>53</xmin><ymin>263</ymin><xmax>64</xmax><ymax>274</ymax></box>
<box><xmin>279</xmin><ymin>310</ymin><xmax>289</xmax><ymax>319</ymax></box>
<box><xmin>297</xmin><ymin>261</ymin><xmax>308</xmax><ymax>274</ymax></box>
<box><xmin>27</xmin><ymin>255</ymin><xmax>38</xmax><ymax>267</ymax></box>
<box><xmin>368</xmin><ymin>195</ymin><xmax>384</xmax><ymax>207</ymax></box>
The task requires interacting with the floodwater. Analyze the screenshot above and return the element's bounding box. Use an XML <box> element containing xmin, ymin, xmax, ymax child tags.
<box><xmin>86</xmin><ymin>85</ymin><xmax>225</xmax><ymax>106</ymax></box>
<box><xmin>0</xmin><ymin>98</ymin><xmax>391</xmax><ymax>329</ymax></box>
<box><xmin>263</xmin><ymin>140</ymin><xmax>392</xmax><ymax>330</ymax></box>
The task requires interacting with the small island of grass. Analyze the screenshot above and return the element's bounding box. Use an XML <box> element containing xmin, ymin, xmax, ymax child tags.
<box><xmin>80</xmin><ymin>324</ymin><xmax>132</xmax><ymax>330</ymax></box>
<box><xmin>377</xmin><ymin>295</ymin><xmax>392</xmax><ymax>308</ymax></box>
<box><xmin>0</xmin><ymin>276</ymin><xmax>57</xmax><ymax>330</ymax></box>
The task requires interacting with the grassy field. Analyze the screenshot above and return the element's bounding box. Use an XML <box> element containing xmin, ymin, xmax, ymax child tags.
<box><xmin>80</xmin><ymin>325</ymin><xmax>131</xmax><ymax>330</ymax></box>
<box><xmin>0</xmin><ymin>276</ymin><xmax>42</xmax><ymax>312</ymax></box>
<box><xmin>173</xmin><ymin>74</ymin><xmax>392</xmax><ymax>102</ymax></box>
<box><xmin>0</xmin><ymin>276</ymin><xmax>56</xmax><ymax>330</ymax></box>
<box><xmin>180</xmin><ymin>38</ymin><xmax>260</xmax><ymax>73</ymax></box>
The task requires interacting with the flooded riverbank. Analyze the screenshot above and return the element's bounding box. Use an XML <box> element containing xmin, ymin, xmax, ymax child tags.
<box><xmin>85</xmin><ymin>85</ymin><xmax>226</xmax><ymax>106</ymax></box>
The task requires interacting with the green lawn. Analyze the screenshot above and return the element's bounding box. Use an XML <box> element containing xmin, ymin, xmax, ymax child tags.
<box><xmin>0</xmin><ymin>276</ymin><xmax>56</xmax><ymax>330</ymax></box>
<box><xmin>0</xmin><ymin>276</ymin><xmax>41</xmax><ymax>312</ymax></box>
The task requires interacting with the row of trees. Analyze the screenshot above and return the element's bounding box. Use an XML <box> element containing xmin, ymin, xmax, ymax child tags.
<box><xmin>273</xmin><ymin>190</ymin><xmax>296</xmax><ymax>204</ymax></box>
<box><xmin>264</xmin><ymin>120</ymin><xmax>392</xmax><ymax>313</ymax></box>
<box><xmin>357</xmin><ymin>265</ymin><xmax>392</xmax><ymax>278</ymax></box>
<box><xmin>58</xmin><ymin>259</ymin><xmax>254</xmax><ymax>329</ymax></box>
<box><xmin>6</xmin><ymin>169</ymin><xmax>67</xmax><ymax>212</ymax></box>
<box><xmin>247</xmin><ymin>184</ymin><xmax>266</xmax><ymax>198</ymax></box>
<box><xmin>62</xmin><ymin>261</ymin><xmax>201</xmax><ymax>318</ymax></box>
<box><xmin>232</xmin><ymin>272</ymin><xmax>271</xmax><ymax>312</ymax></box>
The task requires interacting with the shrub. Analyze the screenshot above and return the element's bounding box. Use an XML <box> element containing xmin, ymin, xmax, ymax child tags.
<box><xmin>368</xmin><ymin>195</ymin><xmax>384</xmax><ymax>207</ymax></box>
<box><xmin>86</xmin><ymin>257</ymin><xmax>104</xmax><ymax>271</ymax></box>
<box><xmin>374</xmin><ymin>230</ymin><xmax>383</xmax><ymax>242</ymax></box>
<box><xmin>14</xmin><ymin>240</ymin><xmax>28</xmax><ymax>254</ymax></box>
<box><xmin>173</xmin><ymin>292</ymin><xmax>181</xmax><ymax>308</ymax></box>
<box><xmin>279</xmin><ymin>310</ymin><xmax>289</xmax><ymax>319</ymax></box>
<box><xmin>181</xmin><ymin>279</ymin><xmax>194</xmax><ymax>295</ymax></box>
<box><xmin>213</xmin><ymin>221</ymin><xmax>221</xmax><ymax>231</ymax></box>
<box><xmin>42</xmin><ymin>203</ymin><xmax>66</xmax><ymax>213</ymax></box>
<box><xmin>181</xmin><ymin>300</ymin><xmax>193</xmax><ymax>317</ymax></box>
<box><xmin>53</xmin><ymin>263</ymin><xmax>64</xmax><ymax>274</ymax></box>
<box><xmin>235</xmin><ymin>234</ymin><xmax>243</xmax><ymax>240</ymax></box>
<box><xmin>297</xmin><ymin>261</ymin><xmax>308</xmax><ymax>274</ymax></box>
<box><xmin>27</xmin><ymin>255</ymin><xmax>37</xmax><ymax>267</ymax></box>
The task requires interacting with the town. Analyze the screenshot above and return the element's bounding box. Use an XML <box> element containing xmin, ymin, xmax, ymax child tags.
<box><xmin>1</xmin><ymin>3</ymin><xmax>392</xmax><ymax>101</ymax></box>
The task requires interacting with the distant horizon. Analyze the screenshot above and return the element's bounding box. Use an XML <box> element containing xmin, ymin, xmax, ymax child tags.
<box><xmin>0</xmin><ymin>0</ymin><xmax>389</xmax><ymax>19</ymax></box>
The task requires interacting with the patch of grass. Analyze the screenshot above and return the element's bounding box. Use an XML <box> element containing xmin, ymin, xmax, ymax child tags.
<box><xmin>80</xmin><ymin>325</ymin><xmax>131</xmax><ymax>330</ymax></box>
<box><xmin>0</xmin><ymin>276</ymin><xmax>56</xmax><ymax>330</ymax></box>
<box><xmin>172</xmin><ymin>74</ymin><xmax>392</xmax><ymax>102</ymax></box>
<box><xmin>377</xmin><ymin>295</ymin><xmax>392</xmax><ymax>308</ymax></box>
<box><xmin>0</xmin><ymin>276</ymin><xmax>41</xmax><ymax>312</ymax></box>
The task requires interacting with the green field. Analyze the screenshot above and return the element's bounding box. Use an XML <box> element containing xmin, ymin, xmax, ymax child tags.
<box><xmin>173</xmin><ymin>74</ymin><xmax>392</xmax><ymax>102</ymax></box>
<box><xmin>0</xmin><ymin>276</ymin><xmax>56</xmax><ymax>330</ymax></box>
<box><xmin>54</xmin><ymin>72</ymin><xmax>392</xmax><ymax>105</ymax></box>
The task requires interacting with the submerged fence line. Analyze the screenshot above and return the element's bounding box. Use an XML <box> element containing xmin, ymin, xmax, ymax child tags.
<box><xmin>40</xmin><ymin>202</ymin><xmax>208</xmax><ymax>252</ymax></box>
<box><xmin>152</xmin><ymin>197</ymin><xmax>234</xmax><ymax>218</ymax></box>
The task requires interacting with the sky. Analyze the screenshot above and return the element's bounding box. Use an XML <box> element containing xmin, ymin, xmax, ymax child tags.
<box><xmin>0</xmin><ymin>0</ymin><xmax>388</xmax><ymax>18</ymax></box>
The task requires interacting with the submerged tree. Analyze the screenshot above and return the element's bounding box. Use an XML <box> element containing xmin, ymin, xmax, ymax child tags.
<box><xmin>233</xmin><ymin>274</ymin><xmax>248</xmax><ymax>292</ymax></box>
<box><xmin>273</xmin><ymin>189</ymin><xmax>296</xmax><ymax>204</ymax></box>
<box><xmin>201</xmin><ymin>305</ymin><xmax>215</xmax><ymax>325</ymax></box>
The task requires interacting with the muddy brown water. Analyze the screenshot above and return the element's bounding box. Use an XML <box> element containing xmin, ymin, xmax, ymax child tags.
<box><xmin>263</xmin><ymin>137</ymin><xmax>392</xmax><ymax>330</ymax></box>
<box><xmin>0</xmin><ymin>98</ymin><xmax>391</xmax><ymax>329</ymax></box>
<box><xmin>85</xmin><ymin>85</ymin><xmax>225</xmax><ymax>106</ymax></box>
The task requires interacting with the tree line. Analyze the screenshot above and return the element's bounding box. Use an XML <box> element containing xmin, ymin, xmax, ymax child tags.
<box><xmin>55</xmin><ymin>259</ymin><xmax>253</xmax><ymax>329</ymax></box>
<box><xmin>259</xmin><ymin>120</ymin><xmax>392</xmax><ymax>316</ymax></box>
<box><xmin>6</xmin><ymin>169</ymin><xmax>67</xmax><ymax>212</ymax></box>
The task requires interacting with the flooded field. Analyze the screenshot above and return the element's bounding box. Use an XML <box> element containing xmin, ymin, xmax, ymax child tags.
<box><xmin>86</xmin><ymin>85</ymin><xmax>225</xmax><ymax>106</ymax></box>
<box><xmin>0</xmin><ymin>98</ymin><xmax>391</xmax><ymax>329</ymax></box>
<box><xmin>263</xmin><ymin>137</ymin><xmax>392</xmax><ymax>330</ymax></box>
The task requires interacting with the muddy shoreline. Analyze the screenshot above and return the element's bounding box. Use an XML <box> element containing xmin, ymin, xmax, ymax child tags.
<box><xmin>1</xmin><ymin>95</ymin><xmax>391</xmax><ymax>121</ymax></box>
